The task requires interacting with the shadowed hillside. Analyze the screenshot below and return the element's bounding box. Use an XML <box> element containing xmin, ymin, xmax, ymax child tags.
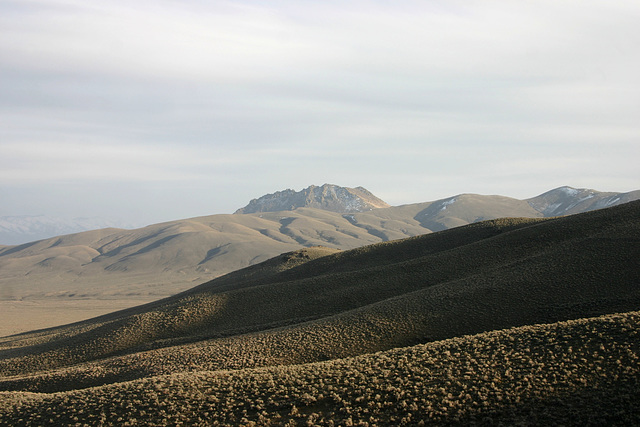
<box><xmin>0</xmin><ymin>200</ymin><xmax>638</xmax><ymax>393</ymax></box>
<box><xmin>0</xmin><ymin>186</ymin><xmax>637</xmax><ymax>336</ymax></box>
<box><xmin>1</xmin><ymin>312</ymin><xmax>638</xmax><ymax>425</ymax></box>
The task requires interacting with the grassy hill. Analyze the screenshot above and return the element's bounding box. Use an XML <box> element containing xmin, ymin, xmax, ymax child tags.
<box><xmin>0</xmin><ymin>208</ymin><xmax>423</xmax><ymax>302</ymax></box>
<box><xmin>1</xmin><ymin>311</ymin><xmax>638</xmax><ymax>425</ymax></box>
<box><xmin>0</xmin><ymin>187</ymin><xmax>637</xmax><ymax>335</ymax></box>
<box><xmin>0</xmin><ymin>200</ymin><xmax>638</xmax><ymax>424</ymax></box>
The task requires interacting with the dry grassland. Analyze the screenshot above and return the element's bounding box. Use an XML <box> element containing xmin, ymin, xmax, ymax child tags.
<box><xmin>0</xmin><ymin>201</ymin><xmax>639</xmax><ymax>425</ymax></box>
<box><xmin>0</xmin><ymin>311</ymin><xmax>638</xmax><ymax>425</ymax></box>
<box><xmin>2</xmin><ymin>190</ymin><xmax>636</xmax><ymax>336</ymax></box>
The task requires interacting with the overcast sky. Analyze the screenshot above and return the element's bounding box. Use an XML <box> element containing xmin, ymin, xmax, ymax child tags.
<box><xmin>1</xmin><ymin>0</ymin><xmax>639</xmax><ymax>226</ymax></box>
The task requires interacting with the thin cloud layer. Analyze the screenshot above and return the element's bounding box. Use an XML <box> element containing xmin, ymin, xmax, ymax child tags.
<box><xmin>1</xmin><ymin>0</ymin><xmax>639</xmax><ymax>224</ymax></box>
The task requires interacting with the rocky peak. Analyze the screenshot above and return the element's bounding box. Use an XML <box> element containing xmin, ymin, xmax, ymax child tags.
<box><xmin>234</xmin><ymin>184</ymin><xmax>390</xmax><ymax>214</ymax></box>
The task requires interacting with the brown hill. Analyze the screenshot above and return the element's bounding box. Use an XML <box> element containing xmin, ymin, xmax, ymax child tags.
<box><xmin>0</xmin><ymin>200</ymin><xmax>638</xmax><ymax>382</ymax></box>
<box><xmin>0</xmin><ymin>186</ymin><xmax>638</xmax><ymax>336</ymax></box>
<box><xmin>1</xmin><ymin>311</ymin><xmax>638</xmax><ymax>425</ymax></box>
<box><xmin>0</xmin><ymin>200</ymin><xmax>639</xmax><ymax>424</ymax></box>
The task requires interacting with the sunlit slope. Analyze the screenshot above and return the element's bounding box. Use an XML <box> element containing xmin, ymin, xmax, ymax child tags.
<box><xmin>1</xmin><ymin>311</ymin><xmax>638</xmax><ymax>426</ymax></box>
<box><xmin>1</xmin><ymin>200</ymin><xmax>638</xmax><ymax>389</ymax></box>
<box><xmin>1</xmin><ymin>187</ymin><xmax>637</xmax><ymax>307</ymax></box>
<box><xmin>412</xmin><ymin>193</ymin><xmax>543</xmax><ymax>231</ymax></box>
<box><xmin>528</xmin><ymin>186</ymin><xmax>640</xmax><ymax>216</ymax></box>
<box><xmin>0</xmin><ymin>209</ymin><xmax>425</xmax><ymax>302</ymax></box>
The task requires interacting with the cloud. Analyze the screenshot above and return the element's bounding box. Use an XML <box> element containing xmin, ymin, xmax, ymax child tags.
<box><xmin>0</xmin><ymin>140</ymin><xmax>264</xmax><ymax>182</ymax></box>
<box><xmin>0</xmin><ymin>0</ymin><xmax>342</xmax><ymax>82</ymax></box>
<box><xmin>0</xmin><ymin>0</ymin><xmax>639</xmax><ymax>222</ymax></box>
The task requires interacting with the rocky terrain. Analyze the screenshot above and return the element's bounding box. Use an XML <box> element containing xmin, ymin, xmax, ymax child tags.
<box><xmin>234</xmin><ymin>184</ymin><xmax>391</xmax><ymax>214</ymax></box>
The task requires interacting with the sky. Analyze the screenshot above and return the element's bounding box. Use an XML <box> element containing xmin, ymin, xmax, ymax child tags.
<box><xmin>1</xmin><ymin>0</ymin><xmax>639</xmax><ymax>227</ymax></box>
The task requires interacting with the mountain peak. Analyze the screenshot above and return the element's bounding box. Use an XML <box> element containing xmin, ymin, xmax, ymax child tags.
<box><xmin>526</xmin><ymin>186</ymin><xmax>632</xmax><ymax>217</ymax></box>
<box><xmin>234</xmin><ymin>184</ymin><xmax>390</xmax><ymax>214</ymax></box>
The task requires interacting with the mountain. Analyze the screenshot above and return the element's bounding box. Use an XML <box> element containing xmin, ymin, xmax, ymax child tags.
<box><xmin>234</xmin><ymin>184</ymin><xmax>390</xmax><ymax>214</ymax></box>
<box><xmin>527</xmin><ymin>185</ymin><xmax>640</xmax><ymax>216</ymax></box>
<box><xmin>1</xmin><ymin>201</ymin><xmax>639</xmax><ymax>425</ymax></box>
<box><xmin>0</xmin><ymin>215</ymin><xmax>136</xmax><ymax>246</ymax></box>
<box><xmin>0</xmin><ymin>185</ymin><xmax>638</xmax><ymax>336</ymax></box>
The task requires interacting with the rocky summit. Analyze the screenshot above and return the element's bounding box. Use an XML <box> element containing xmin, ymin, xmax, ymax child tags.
<box><xmin>234</xmin><ymin>184</ymin><xmax>390</xmax><ymax>214</ymax></box>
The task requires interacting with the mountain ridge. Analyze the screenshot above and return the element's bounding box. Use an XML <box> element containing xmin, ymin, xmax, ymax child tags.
<box><xmin>0</xmin><ymin>185</ymin><xmax>638</xmax><ymax>335</ymax></box>
<box><xmin>0</xmin><ymin>215</ymin><xmax>135</xmax><ymax>246</ymax></box>
<box><xmin>234</xmin><ymin>183</ymin><xmax>390</xmax><ymax>214</ymax></box>
<box><xmin>526</xmin><ymin>185</ymin><xmax>636</xmax><ymax>216</ymax></box>
<box><xmin>2</xmin><ymin>185</ymin><xmax>637</xmax><ymax>247</ymax></box>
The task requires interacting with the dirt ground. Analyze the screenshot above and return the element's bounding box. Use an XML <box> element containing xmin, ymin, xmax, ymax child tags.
<box><xmin>0</xmin><ymin>298</ymin><xmax>156</xmax><ymax>337</ymax></box>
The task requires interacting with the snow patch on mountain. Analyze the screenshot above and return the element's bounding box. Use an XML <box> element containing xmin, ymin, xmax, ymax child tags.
<box><xmin>559</xmin><ymin>186</ymin><xmax>580</xmax><ymax>197</ymax></box>
<box><xmin>439</xmin><ymin>197</ymin><xmax>457</xmax><ymax>211</ymax></box>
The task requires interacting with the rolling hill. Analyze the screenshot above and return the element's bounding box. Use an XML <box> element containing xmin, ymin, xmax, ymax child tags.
<box><xmin>0</xmin><ymin>185</ymin><xmax>638</xmax><ymax>336</ymax></box>
<box><xmin>0</xmin><ymin>200</ymin><xmax>638</xmax><ymax>425</ymax></box>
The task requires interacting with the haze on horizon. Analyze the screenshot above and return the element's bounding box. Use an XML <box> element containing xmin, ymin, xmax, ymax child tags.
<box><xmin>1</xmin><ymin>0</ymin><xmax>639</xmax><ymax>227</ymax></box>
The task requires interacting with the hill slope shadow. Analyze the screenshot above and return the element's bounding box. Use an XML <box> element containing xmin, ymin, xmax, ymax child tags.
<box><xmin>0</xmin><ymin>201</ymin><xmax>638</xmax><ymax>391</ymax></box>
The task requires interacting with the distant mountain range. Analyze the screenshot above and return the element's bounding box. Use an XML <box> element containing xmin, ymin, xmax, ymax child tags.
<box><xmin>0</xmin><ymin>216</ymin><xmax>136</xmax><ymax>246</ymax></box>
<box><xmin>2</xmin><ymin>185</ymin><xmax>636</xmax><ymax>247</ymax></box>
<box><xmin>0</xmin><ymin>185</ymin><xmax>638</xmax><ymax>315</ymax></box>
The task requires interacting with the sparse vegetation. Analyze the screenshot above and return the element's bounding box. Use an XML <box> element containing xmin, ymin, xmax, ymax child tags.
<box><xmin>3</xmin><ymin>187</ymin><xmax>636</xmax><ymax>337</ymax></box>
<box><xmin>0</xmin><ymin>311</ymin><xmax>639</xmax><ymax>425</ymax></box>
<box><xmin>0</xmin><ymin>200</ymin><xmax>639</xmax><ymax>425</ymax></box>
